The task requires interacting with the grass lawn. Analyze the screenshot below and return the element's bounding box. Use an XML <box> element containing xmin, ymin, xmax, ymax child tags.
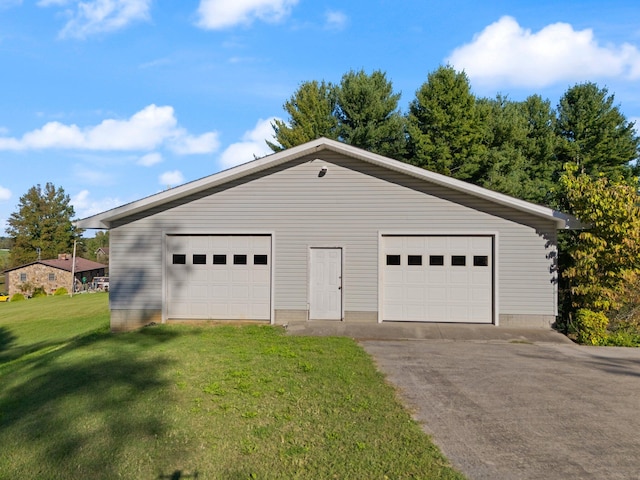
<box><xmin>0</xmin><ymin>294</ymin><xmax>464</xmax><ymax>479</ymax></box>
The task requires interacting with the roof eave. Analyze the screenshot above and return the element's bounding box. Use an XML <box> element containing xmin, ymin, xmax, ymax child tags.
<box><xmin>75</xmin><ymin>138</ymin><xmax>330</xmax><ymax>229</ymax></box>
<box><xmin>318</xmin><ymin>140</ymin><xmax>581</xmax><ymax>229</ymax></box>
<box><xmin>75</xmin><ymin>137</ymin><xmax>580</xmax><ymax>230</ymax></box>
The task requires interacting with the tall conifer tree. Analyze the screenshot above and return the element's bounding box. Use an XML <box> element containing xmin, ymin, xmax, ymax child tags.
<box><xmin>6</xmin><ymin>183</ymin><xmax>81</xmax><ymax>267</ymax></box>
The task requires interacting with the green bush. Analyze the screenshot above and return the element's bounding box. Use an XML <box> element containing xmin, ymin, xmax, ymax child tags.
<box><xmin>604</xmin><ymin>319</ymin><xmax>640</xmax><ymax>347</ymax></box>
<box><xmin>604</xmin><ymin>330</ymin><xmax>640</xmax><ymax>347</ymax></box>
<box><xmin>53</xmin><ymin>287</ymin><xmax>68</xmax><ymax>296</ymax></box>
<box><xmin>574</xmin><ymin>309</ymin><xmax>609</xmax><ymax>345</ymax></box>
<box><xmin>10</xmin><ymin>293</ymin><xmax>26</xmax><ymax>302</ymax></box>
<box><xmin>32</xmin><ymin>286</ymin><xmax>47</xmax><ymax>298</ymax></box>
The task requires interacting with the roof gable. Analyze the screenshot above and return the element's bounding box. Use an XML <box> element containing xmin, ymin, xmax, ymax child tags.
<box><xmin>75</xmin><ymin>138</ymin><xmax>579</xmax><ymax>230</ymax></box>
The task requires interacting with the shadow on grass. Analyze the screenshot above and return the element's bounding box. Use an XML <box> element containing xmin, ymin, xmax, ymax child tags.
<box><xmin>158</xmin><ymin>470</ymin><xmax>200</xmax><ymax>479</ymax></box>
<box><xmin>0</xmin><ymin>327</ymin><xmax>181</xmax><ymax>478</ymax></box>
<box><xmin>0</xmin><ymin>338</ymin><xmax>78</xmax><ymax>365</ymax></box>
<box><xmin>0</xmin><ymin>326</ymin><xmax>16</xmax><ymax>354</ymax></box>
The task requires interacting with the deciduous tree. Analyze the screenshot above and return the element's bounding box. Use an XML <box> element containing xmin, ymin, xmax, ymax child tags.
<box><xmin>560</xmin><ymin>166</ymin><xmax>640</xmax><ymax>313</ymax></box>
<box><xmin>81</xmin><ymin>230</ymin><xmax>109</xmax><ymax>262</ymax></box>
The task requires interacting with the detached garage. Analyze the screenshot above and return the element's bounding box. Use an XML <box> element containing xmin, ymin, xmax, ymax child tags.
<box><xmin>76</xmin><ymin>138</ymin><xmax>577</xmax><ymax>331</ymax></box>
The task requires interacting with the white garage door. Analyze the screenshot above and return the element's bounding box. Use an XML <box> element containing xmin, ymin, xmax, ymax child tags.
<box><xmin>382</xmin><ymin>235</ymin><xmax>493</xmax><ymax>323</ymax></box>
<box><xmin>166</xmin><ymin>235</ymin><xmax>271</xmax><ymax>320</ymax></box>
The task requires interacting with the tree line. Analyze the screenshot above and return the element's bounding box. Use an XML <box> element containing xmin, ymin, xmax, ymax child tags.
<box><xmin>269</xmin><ymin>66</ymin><xmax>639</xmax><ymax>208</ymax></box>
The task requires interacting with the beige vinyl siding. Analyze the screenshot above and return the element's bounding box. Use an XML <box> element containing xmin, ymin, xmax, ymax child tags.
<box><xmin>110</xmin><ymin>151</ymin><xmax>557</xmax><ymax>317</ymax></box>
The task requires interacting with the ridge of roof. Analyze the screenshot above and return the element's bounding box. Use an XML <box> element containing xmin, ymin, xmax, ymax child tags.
<box><xmin>75</xmin><ymin>137</ymin><xmax>579</xmax><ymax>230</ymax></box>
<box><xmin>3</xmin><ymin>257</ymin><xmax>107</xmax><ymax>273</ymax></box>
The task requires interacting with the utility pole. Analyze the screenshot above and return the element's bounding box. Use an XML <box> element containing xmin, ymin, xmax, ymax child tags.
<box><xmin>70</xmin><ymin>240</ymin><xmax>77</xmax><ymax>298</ymax></box>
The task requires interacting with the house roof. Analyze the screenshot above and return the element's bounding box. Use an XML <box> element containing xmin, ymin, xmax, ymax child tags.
<box><xmin>4</xmin><ymin>257</ymin><xmax>107</xmax><ymax>274</ymax></box>
<box><xmin>75</xmin><ymin>137</ymin><xmax>580</xmax><ymax>230</ymax></box>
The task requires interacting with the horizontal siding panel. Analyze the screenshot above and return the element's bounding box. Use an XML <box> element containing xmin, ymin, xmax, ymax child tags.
<box><xmin>110</xmin><ymin>152</ymin><xmax>558</xmax><ymax>317</ymax></box>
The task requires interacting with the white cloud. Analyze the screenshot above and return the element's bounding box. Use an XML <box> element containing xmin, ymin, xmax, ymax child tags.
<box><xmin>447</xmin><ymin>16</ymin><xmax>640</xmax><ymax>88</ymax></box>
<box><xmin>0</xmin><ymin>185</ymin><xmax>11</xmax><ymax>201</ymax></box>
<box><xmin>138</xmin><ymin>152</ymin><xmax>163</xmax><ymax>166</ymax></box>
<box><xmin>325</xmin><ymin>10</ymin><xmax>347</xmax><ymax>30</ymax></box>
<box><xmin>39</xmin><ymin>0</ymin><xmax>151</xmax><ymax>39</ymax></box>
<box><xmin>74</xmin><ymin>165</ymin><xmax>116</xmax><ymax>185</ymax></box>
<box><xmin>218</xmin><ymin>117</ymin><xmax>276</xmax><ymax>169</ymax></box>
<box><xmin>159</xmin><ymin>170</ymin><xmax>185</xmax><ymax>187</ymax></box>
<box><xmin>169</xmin><ymin>131</ymin><xmax>220</xmax><ymax>155</ymax></box>
<box><xmin>72</xmin><ymin>189</ymin><xmax>122</xmax><ymax>219</ymax></box>
<box><xmin>196</xmin><ymin>0</ymin><xmax>298</xmax><ymax>30</ymax></box>
<box><xmin>0</xmin><ymin>104</ymin><xmax>220</xmax><ymax>155</ymax></box>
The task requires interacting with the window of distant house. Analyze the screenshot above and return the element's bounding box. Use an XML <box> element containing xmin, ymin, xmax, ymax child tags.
<box><xmin>49</xmin><ymin>273</ymin><xmax>56</xmax><ymax>281</ymax></box>
<box><xmin>20</xmin><ymin>273</ymin><xmax>27</xmax><ymax>282</ymax></box>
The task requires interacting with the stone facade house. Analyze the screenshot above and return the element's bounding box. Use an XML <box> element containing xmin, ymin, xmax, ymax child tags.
<box><xmin>4</xmin><ymin>254</ymin><xmax>107</xmax><ymax>296</ymax></box>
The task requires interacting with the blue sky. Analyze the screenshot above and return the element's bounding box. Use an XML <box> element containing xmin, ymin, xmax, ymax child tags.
<box><xmin>1</xmin><ymin>0</ymin><xmax>639</xmax><ymax>235</ymax></box>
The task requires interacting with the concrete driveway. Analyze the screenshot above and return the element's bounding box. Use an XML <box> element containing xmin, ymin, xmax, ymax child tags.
<box><xmin>361</xmin><ymin>338</ymin><xmax>640</xmax><ymax>480</ymax></box>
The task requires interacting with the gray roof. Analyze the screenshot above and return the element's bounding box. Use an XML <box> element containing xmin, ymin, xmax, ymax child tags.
<box><xmin>75</xmin><ymin>137</ymin><xmax>580</xmax><ymax>230</ymax></box>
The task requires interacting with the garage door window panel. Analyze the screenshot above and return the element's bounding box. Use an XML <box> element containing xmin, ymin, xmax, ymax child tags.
<box><xmin>474</xmin><ymin>255</ymin><xmax>489</xmax><ymax>267</ymax></box>
<box><xmin>408</xmin><ymin>255</ymin><xmax>422</xmax><ymax>266</ymax></box>
<box><xmin>451</xmin><ymin>255</ymin><xmax>466</xmax><ymax>266</ymax></box>
<box><xmin>173</xmin><ymin>254</ymin><xmax>186</xmax><ymax>265</ymax></box>
<box><xmin>386</xmin><ymin>255</ymin><xmax>401</xmax><ymax>266</ymax></box>
<box><xmin>254</xmin><ymin>254</ymin><xmax>268</xmax><ymax>265</ymax></box>
<box><xmin>429</xmin><ymin>255</ymin><xmax>444</xmax><ymax>266</ymax></box>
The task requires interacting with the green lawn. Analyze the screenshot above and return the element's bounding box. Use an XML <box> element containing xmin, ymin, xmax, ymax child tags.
<box><xmin>0</xmin><ymin>294</ymin><xmax>464</xmax><ymax>479</ymax></box>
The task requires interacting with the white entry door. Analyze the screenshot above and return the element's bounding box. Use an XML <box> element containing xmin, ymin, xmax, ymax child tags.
<box><xmin>309</xmin><ymin>248</ymin><xmax>342</xmax><ymax>320</ymax></box>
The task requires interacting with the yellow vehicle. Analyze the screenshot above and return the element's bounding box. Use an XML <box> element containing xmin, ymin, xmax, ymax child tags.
<box><xmin>0</xmin><ymin>293</ymin><xmax>9</xmax><ymax>302</ymax></box>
